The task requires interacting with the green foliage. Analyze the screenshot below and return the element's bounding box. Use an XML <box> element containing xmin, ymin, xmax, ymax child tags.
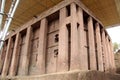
<box><xmin>113</xmin><ymin>42</ymin><xmax>120</xmax><ymax>52</ymax></box>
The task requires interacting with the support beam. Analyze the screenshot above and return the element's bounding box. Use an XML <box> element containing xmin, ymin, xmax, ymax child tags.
<box><xmin>0</xmin><ymin>0</ymin><xmax>20</xmax><ymax>50</ymax></box>
<box><xmin>0</xmin><ymin>0</ymin><xmax>6</xmax><ymax>32</ymax></box>
<box><xmin>77</xmin><ymin>7</ymin><xmax>88</xmax><ymax>70</ymax></box>
<box><xmin>88</xmin><ymin>17</ymin><xmax>97</xmax><ymax>70</ymax></box>
<box><xmin>9</xmin><ymin>33</ymin><xmax>20</xmax><ymax>76</ymax></box>
<box><xmin>37</xmin><ymin>18</ymin><xmax>48</xmax><ymax>74</ymax></box>
<box><xmin>95</xmin><ymin>23</ymin><xmax>104</xmax><ymax>71</ymax></box>
<box><xmin>70</xmin><ymin>3</ymin><xmax>79</xmax><ymax>70</ymax></box>
<box><xmin>2</xmin><ymin>38</ymin><xmax>13</xmax><ymax>76</ymax></box>
<box><xmin>58</xmin><ymin>7</ymin><xmax>68</xmax><ymax>71</ymax></box>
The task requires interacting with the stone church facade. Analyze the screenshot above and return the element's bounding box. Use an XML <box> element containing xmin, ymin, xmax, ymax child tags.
<box><xmin>0</xmin><ymin>0</ymin><xmax>115</xmax><ymax>77</ymax></box>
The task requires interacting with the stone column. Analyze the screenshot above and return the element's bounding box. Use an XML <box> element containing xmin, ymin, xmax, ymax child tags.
<box><xmin>88</xmin><ymin>17</ymin><xmax>97</xmax><ymax>70</ymax></box>
<box><xmin>58</xmin><ymin>7</ymin><xmax>68</xmax><ymax>71</ymax></box>
<box><xmin>20</xmin><ymin>26</ymin><xmax>32</xmax><ymax>75</ymax></box>
<box><xmin>101</xmin><ymin>30</ymin><xmax>109</xmax><ymax>72</ymax></box>
<box><xmin>70</xmin><ymin>3</ymin><xmax>79</xmax><ymax>70</ymax></box>
<box><xmin>37</xmin><ymin>18</ymin><xmax>48</xmax><ymax>74</ymax></box>
<box><xmin>9</xmin><ymin>33</ymin><xmax>21</xmax><ymax>76</ymax></box>
<box><xmin>77</xmin><ymin>7</ymin><xmax>88</xmax><ymax>70</ymax></box>
<box><xmin>2</xmin><ymin>38</ymin><xmax>13</xmax><ymax>76</ymax></box>
<box><xmin>95</xmin><ymin>23</ymin><xmax>104</xmax><ymax>71</ymax></box>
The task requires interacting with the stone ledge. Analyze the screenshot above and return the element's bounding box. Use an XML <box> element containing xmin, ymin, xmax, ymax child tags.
<box><xmin>0</xmin><ymin>70</ymin><xmax>120</xmax><ymax>80</ymax></box>
<box><xmin>78</xmin><ymin>70</ymin><xmax>120</xmax><ymax>80</ymax></box>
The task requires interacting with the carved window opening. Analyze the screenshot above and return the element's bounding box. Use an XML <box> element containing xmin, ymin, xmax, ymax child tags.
<box><xmin>54</xmin><ymin>34</ymin><xmax>59</xmax><ymax>43</ymax></box>
<box><xmin>54</xmin><ymin>49</ymin><xmax>58</xmax><ymax>57</ymax></box>
<box><xmin>66</xmin><ymin>5</ymin><xmax>71</xmax><ymax>17</ymax></box>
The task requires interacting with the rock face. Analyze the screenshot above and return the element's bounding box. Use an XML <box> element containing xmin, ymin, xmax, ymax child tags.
<box><xmin>0</xmin><ymin>70</ymin><xmax>120</xmax><ymax>80</ymax></box>
<box><xmin>115</xmin><ymin>50</ymin><xmax>120</xmax><ymax>74</ymax></box>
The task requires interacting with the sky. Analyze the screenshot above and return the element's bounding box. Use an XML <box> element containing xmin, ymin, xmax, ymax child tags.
<box><xmin>106</xmin><ymin>26</ymin><xmax>120</xmax><ymax>44</ymax></box>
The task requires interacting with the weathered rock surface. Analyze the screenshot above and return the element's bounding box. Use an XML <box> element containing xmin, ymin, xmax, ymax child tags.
<box><xmin>114</xmin><ymin>50</ymin><xmax>120</xmax><ymax>74</ymax></box>
<box><xmin>0</xmin><ymin>70</ymin><xmax>120</xmax><ymax>80</ymax></box>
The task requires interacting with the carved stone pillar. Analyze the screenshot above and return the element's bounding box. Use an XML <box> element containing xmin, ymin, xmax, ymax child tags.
<box><xmin>106</xmin><ymin>36</ymin><xmax>112</xmax><ymax>72</ymax></box>
<box><xmin>109</xmin><ymin>40</ymin><xmax>116</xmax><ymax>72</ymax></box>
<box><xmin>95</xmin><ymin>23</ymin><xmax>104</xmax><ymax>71</ymax></box>
<box><xmin>37</xmin><ymin>18</ymin><xmax>48</xmax><ymax>74</ymax></box>
<box><xmin>2</xmin><ymin>38</ymin><xmax>13</xmax><ymax>76</ymax></box>
<box><xmin>0</xmin><ymin>41</ymin><xmax>7</xmax><ymax>74</ymax></box>
<box><xmin>58</xmin><ymin>7</ymin><xmax>68</xmax><ymax>71</ymax></box>
<box><xmin>20</xmin><ymin>27</ymin><xmax>32</xmax><ymax>75</ymax></box>
<box><xmin>88</xmin><ymin>17</ymin><xmax>97</xmax><ymax>70</ymax></box>
<box><xmin>70</xmin><ymin>3</ymin><xmax>79</xmax><ymax>70</ymax></box>
<box><xmin>9</xmin><ymin>33</ymin><xmax>21</xmax><ymax>76</ymax></box>
<box><xmin>101</xmin><ymin>30</ymin><xmax>109</xmax><ymax>72</ymax></box>
<box><xmin>77</xmin><ymin>7</ymin><xmax>88</xmax><ymax>70</ymax></box>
